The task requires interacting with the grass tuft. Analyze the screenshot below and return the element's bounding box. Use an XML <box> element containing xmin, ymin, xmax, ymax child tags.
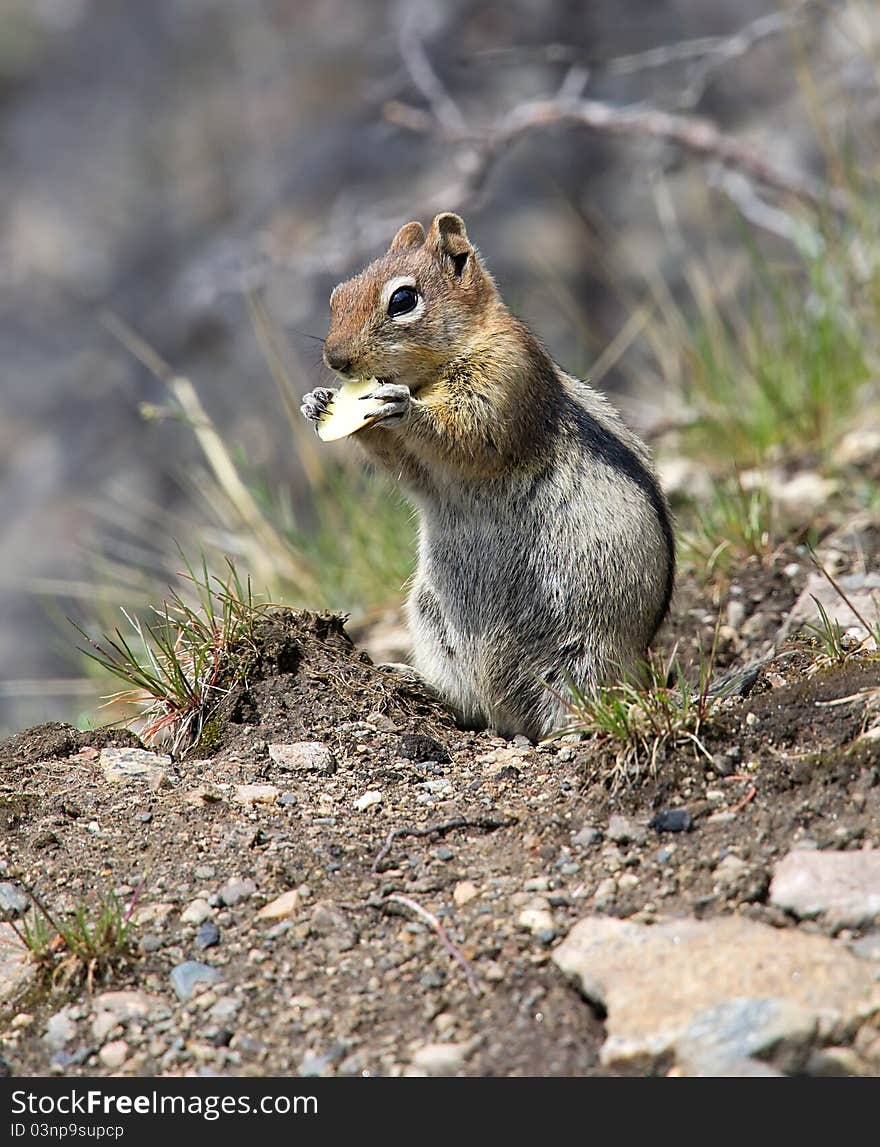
<box><xmin>2</xmin><ymin>883</ymin><xmax>138</xmax><ymax>992</ymax></box>
<box><xmin>73</xmin><ymin>555</ymin><xmax>267</xmax><ymax>756</ymax></box>
<box><xmin>550</xmin><ymin>640</ymin><xmax>724</xmax><ymax>789</ymax></box>
<box><xmin>680</xmin><ymin>471</ymin><xmax>777</xmax><ymax>577</ymax></box>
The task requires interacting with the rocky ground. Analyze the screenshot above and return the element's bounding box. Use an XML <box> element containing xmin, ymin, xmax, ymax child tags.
<box><xmin>1</xmin><ymin>514</ymin><xmax>880</xmax><ymax>1078</ymax></box>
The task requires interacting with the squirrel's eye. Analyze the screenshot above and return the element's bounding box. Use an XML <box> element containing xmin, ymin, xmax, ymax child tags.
<box><xmin>388</xmin><ymin>285</ymin><xmax>420</xmax><ymax>317</ymax></box>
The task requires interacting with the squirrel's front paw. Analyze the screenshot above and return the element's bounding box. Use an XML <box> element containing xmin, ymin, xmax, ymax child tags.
<box><xmin>300</xmin><ymin>387</ymin><xmax>338</xmax><ymax>425</ymax></box>
<box><xmin>364</xmin><ymin>382</ymin><xmax>411</xmax><ymax>428</ymax></box>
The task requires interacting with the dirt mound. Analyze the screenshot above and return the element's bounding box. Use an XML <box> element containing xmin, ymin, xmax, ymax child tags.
<box><xmin>0</xmin><ymin>722</ymin><xmax>142</xmax><ymax>770</ymax></box>
<box><xmin>200</xmin><ymin>609</ymin><xmax>456</xmax><ymax>758</ymax></box>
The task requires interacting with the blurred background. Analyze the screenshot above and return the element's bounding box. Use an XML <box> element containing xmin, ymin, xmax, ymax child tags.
<box><xmin>1</xmin><ymin>0</ymin><xmax>879</xmax><ymax>733</ymax></box>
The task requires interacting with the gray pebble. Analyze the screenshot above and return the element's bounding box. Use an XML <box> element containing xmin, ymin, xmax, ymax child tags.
<box><xmin>297</xmin><ymin>1051</ymin><xmax>331</xmax><ymax>1077</ymax></box>
<box><xmin>278</xmin><ymin>793</ymin><xmax>298</xmax><ymax>806</ymax></box>
<box><xmin>419</xmin><ymin>968</ymin><xmax>447</xmax><ymax>989</ymax></box>
<box><xmin>218</xmin><ymin>877</ymin><xmax>256</xmax><ymax>907</ymax></box>
<box><xmin>44</xmin><ymin>1010</ymin><xmax>78</xmax><ymax>1050</ymax></box>
<box><xmin>649</xmin><ymin>809</ymin><xmax>692</xmax><ymax>834</ymax></box>
<box><xmin>572</xmin><ymin>825</ymin><xmax>601</xmax><ymax>849</ymax></box>
<box><xmin>169</xmin><ymin>961</ymin><xmax>222</xmax><ymax>1002</ymax></box>
<box><xmin>0</xmin><ymin>882</ymin><xmax>28</xmax><ymax>918</ymax></box>
<box><xmin>139</xmin><ymin>933</ymin><xmax>164</xmax><ymax>954</ymax></box>
<box><xmin>195</xmin><ymin>922</ymin><xmax>220</xmax><ymax>950</ymax></box>
<box><xmin>607</xmin><ymin>815</ymin><xmax>647</xmax><ymax>845</ymax></box>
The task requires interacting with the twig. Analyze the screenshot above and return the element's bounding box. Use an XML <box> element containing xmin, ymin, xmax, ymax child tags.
<box><xmin>384</xmin><ymin>893</ymin><xmax>481</xmax><ymax>997</ymax></box>
<box><xmin>730</xmin><ymin>784</ymin><xmax>757</xmax><ymax>814</ymax></box>
<box><xmin>398</xmin><ymin>5</ymin><xmax>467</xmax><ymax>136</ymax></box>
<box><xmin>386</xmin><ymin>92</ymin><xmax>850</xmax><ymax>216</ymax></box>
<box><xmin>372</xmin><ymin>814</ymin><xmax>515</xmax><ymax>874</ymax></box>
<box><xmin>467</xmin><ymin>1</ymin><xmax>821</xmax><ymax>111</ymax></box>
<box><xmin>709</xmin><ymin>167</ymin><xmax>825</xmax><ymax>256</ymax></box>
<box><xmin>608</xmin><ymin>1</ymin><xmax>821</xmax><ymax>110</ymax></box>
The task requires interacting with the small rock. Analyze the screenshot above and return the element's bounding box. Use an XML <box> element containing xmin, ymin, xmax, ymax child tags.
<box><xmin>309</xmin><ymin>901</ymin><xmax>356</xmax><ymax>952</ymax></box>
<box><xmin>354</xmin><ymin>790</ymin><xmax>382</xmax><ymax>812</ymax></box>
<box><xmin>572</xmin><ymin>824</ymin><xmax>601</xmax><ymax>848</ymax></box>
<box><xmin>524</xmin><ymin>876</ymin><xmax>550</xmax><ymax>892</ymax></box>
<box><xmin>181</xmin><ymin>898</ymin><xmax>213</xmax><ymax>926</ymax></box>
<box><xmin>713</xmin><ymin>854</ymin><xmax>748</xmax><ymax>891</ymax></box>
<box><xmin>518</xmin><ymin>907</ymin><xmax>554</xmax><ymax>934</ymax></box>
<box><xmin>656</xmin><ymin>457</ymin><xmax>712</xmax><ymax>501</ymax></box>
<box><xmin>410</xmin><ymin>1040</ymin><xmax>474</xmax><ymax>1076</ymax></box>
<box><xmin>774</xmin><ymin>471</ymin><xmax>837</xmax><ymax>516</ymax></box>
<box><xmin>787</xmin><ymin>572</ymin><xmax>880</xmax><ymax>646</ymax></box>
<box><xmin>398</xmin><ymin>733</ymin><xmax>450</xmax><ymax>763</ymax></box>
<box><xmin>606</xmin><ymin>815</ymin><xmax>646</xmax><ymax>845</ymax></box>
<box><xmin>234</xmin><ymin>784</ymin><xmax>279</xmax><ymax>805</ymax></box>
<box><xmin>91</xmin><ymin>990</ymin><xmax>161</xmax><ymax>1043</ymax></box>
<box><xmin>649</xmin><ymin>810</ymin><xmax>692</xmax><ymax>834</ymax></box>
<box><xmin>218</xmin><ymin>877</ymin><xmax>257</xmax><ymax>907</ymax></box>
<box><xmin>420</xmin><ymin>779</ymin><xmax>453</xmax><ymax>798</ymax></box>
<box><xmin>169</xmin><ymin>961</ymin><xmax>222</xmax><ymax>1002</ymax></box>
<box><xmin>833</xmin><ymin>428</ymin><xmax>880</xmax><ymax>468</ymax></box>
<box><xmin>806</xmin><ymin>1046</ymin><xmax>872</xmax><ymax>1077</ymax></box>
<box><xmin>453</xmin><ymin>881</ymin><xmax>479</xmax><ymax>907</ymax></box>
<box><xmin>0</xmin><ymin>883</ymin><xmax>28</xmax><ymax>918</ymax></box>
<box><xmin>44</xmin><ymin>1009</ymin><xmax>78</xmax><ymax>1050</ymax></box>
<box><xmin>420</xmin><ymin>967</ymin><xmax>447</xmax><ymax>989</ymax></box>
<box><xmin>269</xmin><ymin>742</ymin><xmax>337</xmax><ymax>774</ymax></box>
<box><xmin>100</xmin><ymin>747</ymin><xmax>170</xmax><ymax>789</ymax></box>
<box><xmin>593</xmin><ymin>877</ymin><xmax>617</xmax><ymax>909</ymax></box>
<box><xmin>256</xmin><ymin>890</ymin><xmax>301</xmax><ymax>921</ymax></box>
<box><xmin>770</xmin><ymin>849</ymin><xmax>880</xmax><ymax>929</ymax></box>
<box><xmin>209</xmin><ymin>996</ymin><xmax>242</xmax><ymax>1025</ymax></box>
<box><xmin>98</xmin><ymin>1039</ymin><xmax>129</xmax><ymax>1070</ymax></box>
<box><xmin>195</xmin><ymin>922</ymin><xmax>220</xmax><ymax>950</ymax></box>
<box><xmin>298</xmin><ymin>1050</ymin><xmax>336</xmax><ymax>1077</ymax></box>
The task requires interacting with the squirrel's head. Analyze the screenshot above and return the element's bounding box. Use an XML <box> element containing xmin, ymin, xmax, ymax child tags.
<box><xmin>323</xmin><ymin>213</ymin><xmax>499</xmax><ymax>391</ymax></box>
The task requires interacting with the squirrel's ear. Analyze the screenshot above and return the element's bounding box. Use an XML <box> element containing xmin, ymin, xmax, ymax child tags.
<box><xmin>426</xmin><ymin>213</ymin><xmax>472</xmax><ymax>278</ymax></box>
<box><xmin>388</xmin><ymin>221</ymin><xmax>426</xmax><ymax>253</ymax></box>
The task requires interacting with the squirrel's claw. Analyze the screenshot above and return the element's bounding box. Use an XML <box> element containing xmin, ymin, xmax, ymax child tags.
<box><xmin>364</xmin><ymin>382</ymin><xmax>411</xmax><ymax>427</ymax></box>
<box><xmin>300</xmin><ymin>386</ymin><xmax>337</xmax><ymax>423</ymax></box>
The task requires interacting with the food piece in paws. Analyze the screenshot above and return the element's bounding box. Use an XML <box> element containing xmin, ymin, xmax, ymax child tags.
<box><xmin>316</xmin><ymin>377</ymin><xmax>385</xmax><ymax>442</ymax></box>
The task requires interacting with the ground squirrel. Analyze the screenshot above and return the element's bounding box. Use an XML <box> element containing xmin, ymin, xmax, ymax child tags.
<box><xmin>301</xmin><ymin>212</ymin><xmax>675</xmax><ymax>740</ymax></box>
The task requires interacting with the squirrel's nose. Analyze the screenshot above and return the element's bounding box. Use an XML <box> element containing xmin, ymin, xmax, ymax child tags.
<box><xmin>324</xmin><ymin>344</ymin><xmax>353</xmax><ymax>374</ymax></box>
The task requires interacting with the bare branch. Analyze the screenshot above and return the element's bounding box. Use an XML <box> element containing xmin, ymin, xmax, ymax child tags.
<box><xmin>708</xmin><ymin>166</ymin><xmax>825</xmax><ymax>256</ymax></box>
<box><xmin>384</xmin><ymin>893</ymin><xmax>482</xmax><ymax>997</ymax></box>
<box><xmin>465</xmin><ymin>1</ymin><xmax>825</xmax><ymax>111</ymax></box>
<box><xmin>372</xmin><ymin>813</ymin><xmax>514</xmax><ymax>874</ymax></box>
<box><xmin>386</xmin><ymin>92</ymin><xmax>851</xmax><ymax>217</ymax></box>
<box><xmin>398</xmin><ymin>6</ymin><xmax>467</xmax><ymax>136</ymax></box>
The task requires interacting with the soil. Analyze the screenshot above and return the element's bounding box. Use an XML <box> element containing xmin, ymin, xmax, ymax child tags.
<box><xmin>1</xmin><ymin>546</ymin><xmax>879</xmax><ymax>1078</ymax></box>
